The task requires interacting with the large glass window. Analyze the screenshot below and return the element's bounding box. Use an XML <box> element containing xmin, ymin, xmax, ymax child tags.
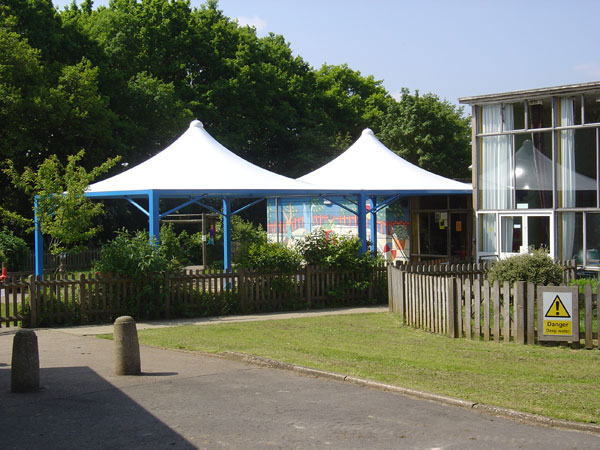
<box><xmin>509</xmin><ymin>102</ymin><xmax>526</xmax><ymax>130</ymax></box>
<box><xmin>418</xmin><ymin>212</ymin><xmax>447</xmax><ymax>256</ymax></box>
<box><xmin>557</xmin><ymin>128</ymin><xmax>597</xmax><ymax>207</ymax></box>
<box><xmin>557</xmin><ymin>98</ymin><xmax>597</xmax><ymax>208</ymax></box>
<box><xmin>479</xmin><ymin>104</ymin><xmax>515</xmax><ymax>211</ymax></box>
<box><xmin>479</xmin><ymin>213</ymin><xmax>497</xmax><ymax>252</ymax></box>
<box><xmin>514</xmin><ymin>132</ymin><xmax>553</xmax><ymax>208</ymax></box>
<box><xmin>584</xmin><ymin>93</ymin><xmax>600</xmax><ymax>124</ymax></box>
<box><xmin>528</xmin><ymin>98</ymin><xmax>552</xmax><ymax>129</ymax></box>
<box><xmin>558</xmin><ymin>212</ymin><xmax>583</xmax><ymax>262</ymax></box>
<box><xmin>585</xmin><ymin>213</ymin><xmax>600</xmax><ymax>266</ymax></box>
<box><xmin>527</xmin><ymin>216</ymin><xmax>550</xmax><ymax>250</ymax></box>
<box><xmin>501</xmin><ymin>216</ymin><xmax>522</xmax><ymax>253</ymax></box>
<box><xmin>450</xmin><ymin>212</ymin><xmax>469</xmax><ymax>259</ymax></box>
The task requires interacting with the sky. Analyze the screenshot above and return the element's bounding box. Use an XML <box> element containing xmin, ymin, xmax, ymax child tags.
<box><xmin>52</xmin><ymin>0</ymin><xmax>600</xmax><ymax>111</ymax></box>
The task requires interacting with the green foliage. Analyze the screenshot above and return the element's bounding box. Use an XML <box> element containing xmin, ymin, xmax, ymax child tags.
<box><xmin>159</xmin><ymin>224</ymin><xmax>196</xmax><ymax>267</ymax></box>
<box><xmin>297</xmin><ymin>229</ymin><xmax>381</xmax><ymax>272</ymax></box>
<box><xmin>230</xmin><ymin>215</ymin><xmax>267</xmax><ymax>245</ymax></box>
<box><xmin>237</xmin><ymin>241</ymin><xmax>302</xmax><ymax>273</ymax></box>
<box><xmin>171</xmin><ymin>290</ymin><xmax>239</xmax><ymax>318</ymax></box>
<box><xmin>93</xmin><ymin>228</ymin><xmax>185</xmax><ymax>318</ymax></box>
<box><xmin>487</xmin><ymin>248</ymin><xmax>564</xmax><ymax>285</ymax></box>
<box><xmin>379</xmin><ymin>89</ymin><xmax>471</xmax><ymax>179</ymax></box>
<box><xmin>0</xmin><ymin>226</ymin><xmax>28</xmax><ymax>269</ymax></box>
<box><xmin>570</xmin><ymin>277</ymin><xmax>599</xmax><ymax>294</ymax></box>
<box><xmin>3</xmin><ymin>150</ymin><xmax>120</xmax><ymax>255</ymax></box>
<box><xmin>94</xmin><ymin>228</ymin><xmax>182</xmax><ymax>278</ymax></box>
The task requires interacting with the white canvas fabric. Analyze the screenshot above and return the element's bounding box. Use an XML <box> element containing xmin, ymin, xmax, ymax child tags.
<box><xmin>88</xmin><ymin>120</ymin><xmax>313</xmax><ymax>194</ymax></box>
<box><xmin>297</xmin><ymin>128</ymin><xmax>472</xmax><ymax>192</ymax></box>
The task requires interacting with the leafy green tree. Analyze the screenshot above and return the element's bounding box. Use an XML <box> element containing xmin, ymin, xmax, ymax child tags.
<box><xmin>379</xmin><ymin>89</ymin><xmax>471</xmax><ymax>179</ymax></box>
<box><xmin>315</xmin><ymin>64</ymin><xmax>390</xmax><ymax>138</ymax></box>
<box><xmin>0</xmin><ymin>226</ymin><xmax>28</xmax><ymax>269</ymax></box>
<box><xmin>3</xmin><ymin>150</ymin><xmax>120</xmax><ymax>255</ymax></box>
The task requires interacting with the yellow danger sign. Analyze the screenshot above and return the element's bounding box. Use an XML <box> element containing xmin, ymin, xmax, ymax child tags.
<box><xmin>544</xmin><ymin>320</ymin><xmax>572</xmax><ymax>335</ymax></box>
<box><xmin>544</xmin><ymin>296</ymin><xmax>571</xmax><ymax>318</ymax></box>
<box><xmin>538</xmin><ymin>287</ymin><xmax>578</xmax><ymax>341</ymax></box>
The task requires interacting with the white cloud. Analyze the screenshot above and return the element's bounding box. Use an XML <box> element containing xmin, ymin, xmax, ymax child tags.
<box><xmin>236</xmin><ymin>15</ymin><xmax>268</xmax><ymax>33</ymax></box>
<box><xmin>573</xmin><ymin>62</ymin><xmax>600</xmax><ymax>78</ymax></box>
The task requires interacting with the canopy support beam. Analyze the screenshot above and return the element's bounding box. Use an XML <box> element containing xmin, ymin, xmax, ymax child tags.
<box><xmin>149</xmin><ymin>190</ymin><xmax>160</xmax><ymax>243</ymax></box>
<box><xmin>222</xmin><ymin>198</ymin><xmax>231</xmax><ymax>271</ymax></box>
<box><xmin>124</xmin><ymin>197</ymin><xmax>149</xmax><ymax>216</ymax></box>
<box><xmin>374</xmin><ymin>193</ymin><xmax>403</xmax><ymax>213</ymax></box>
<box><xmin>159</xmin><ymin>195</ymin><xmax>207</xmax><ymax>219</ymax></box>
<box><xmin>322</xmin><ymin>196</ymin><xmax>357</xmax><ymax>215</ymax></box>
<box><xmin>233</xmin><ymin>198</ymin><xmax>265</xmax><ymax>215</ymax></box>
<box><xmin>357</xmin><ymin>192</ymin><xmax>367</xmax><ymax>254</ymax></box>
<box><xmin>370</xmin><ymin>196</ymin><xmax>377</xmax><ymax>255</ymax></box>
<box><xmin>34</xmin><ymin>197</ymin><xmax>44</xmax><ymax>277</ymax></box>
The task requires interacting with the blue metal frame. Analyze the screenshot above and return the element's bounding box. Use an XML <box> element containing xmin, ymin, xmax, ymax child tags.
<box><xmin>27</xmin><ymin>184</ymin><xmax>470</xmax><ymax>276</ymax></box>
<box><xmin>34</xmin><ymin>197</ymin><xmax>43</xmax><ymax>277</ymax></box>
<box><xmin>369</xmin><ymin>196</ymin><xmax>378</xmax><ymax>255</ymax></box>
<box><xmin>222</xmin><ymin>198</ymin><xmax>231</xmax><ymax>270</ymax></box>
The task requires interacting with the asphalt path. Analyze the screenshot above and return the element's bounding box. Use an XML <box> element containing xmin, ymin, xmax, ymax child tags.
<box><xmin>1</xmin><ymin>327</ymin><xmax>599</xmax><ymax>449</ymax></box>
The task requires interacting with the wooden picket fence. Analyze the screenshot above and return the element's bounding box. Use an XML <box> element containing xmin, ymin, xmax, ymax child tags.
<box><xmin>17</xmin><ymin>248</ymin><xmax>102</xmax><ymax>273</ymax></box>
<box><xmin>388</xmin><ymin>262</ymin><xmax>598</xmax><ymax>349</ymax></box>
<box><xmin>0</xmin><ymin>265</ymin><xmax>387</xmax><ymax>328</ymax></box>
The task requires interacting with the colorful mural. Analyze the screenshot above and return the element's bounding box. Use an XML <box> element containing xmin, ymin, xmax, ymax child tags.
<box><xmin>267</xmin><ymin>197</ymin><xmax>411</xmax><ymax>261</ymax></box>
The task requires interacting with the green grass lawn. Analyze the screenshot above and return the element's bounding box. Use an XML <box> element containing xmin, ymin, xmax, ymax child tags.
<box><xmin>128</xmin><ymin>312</ymin><xmax>600</xmax><ymax>424</ymax></box>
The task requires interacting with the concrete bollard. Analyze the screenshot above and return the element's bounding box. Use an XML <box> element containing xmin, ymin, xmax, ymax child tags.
<box><xmin>11</xmin><ymin>329</ymin><xmax>40</xmax><ymax>393</ymax></box>
<box><xmin>114</xmin><ymin>316</ymin><xmax>141</xmax><ymax>376</ymax></box>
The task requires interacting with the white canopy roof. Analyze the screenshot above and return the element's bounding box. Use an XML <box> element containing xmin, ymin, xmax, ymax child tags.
<box><xmin>87</xmin><ymin>120</ymin><xmax>316</xmax><ymax>196</ymax></box>
<box><xmin>297</xmin><ymin>128</ymin><xmax>472</xmax><ymax>194</ymax></box>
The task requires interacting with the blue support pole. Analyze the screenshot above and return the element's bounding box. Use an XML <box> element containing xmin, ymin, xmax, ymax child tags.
<box><xmin>222</xmin><ymin>198</ymin><xmax>231</xmax><ymax>271</ymax></box>
<box><xmin>148</xmin><ymin>190</ymin><xmax>160</xmax><ymax>244</ymax></box>
<box><xmin>34</xmin><ymin>197</ymin><xmax>44</xmax><ymax>277</ymax></box>
<box><xmin>357</xmin><ymin>192</ymin><xmax>367</xmax><ymax>254</ymax></box>
<box><xmin>370</xmin><ymin>196</ymin><xmax>378</xmax><ymax>255</ymax></box>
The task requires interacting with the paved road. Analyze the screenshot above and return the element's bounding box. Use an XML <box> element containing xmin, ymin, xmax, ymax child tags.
<box><xmin>1</xmin><ymin>327</ymin><xmax>598</xmax><ymax>449</ymax></box>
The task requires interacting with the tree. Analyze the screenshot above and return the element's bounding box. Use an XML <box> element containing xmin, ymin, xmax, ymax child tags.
<box><xmin>379</xmin><ymin>89</ymin><xmax>471</xmax><ymax>179</ymax></box>
<box><xmin>3</xmin><ymin>150</ymin><xmax>120</xmax><ymax>255</ymax></box>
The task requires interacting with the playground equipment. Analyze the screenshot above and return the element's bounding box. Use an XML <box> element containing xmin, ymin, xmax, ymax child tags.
<box><xmin>0</xmin><ymin>262</ymin><xmax>7</xmax><ymax>283</ymax></box>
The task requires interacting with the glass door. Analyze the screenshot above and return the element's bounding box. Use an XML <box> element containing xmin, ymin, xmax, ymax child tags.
<box><xmin>499</xmin><ymin>214</ymin><xmax>552</xmax><ymax>259</ymax></box>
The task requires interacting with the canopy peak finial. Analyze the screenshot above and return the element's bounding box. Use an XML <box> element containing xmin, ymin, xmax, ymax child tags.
<box><xmin>362</xmin><ymin>128</ymin><xmax>374</xmax><ymax>136</ymax></box>
<box><xmin>190</xmin><ymin>119</ymin><xmax>204</xmax><ymax>129</ymax></box>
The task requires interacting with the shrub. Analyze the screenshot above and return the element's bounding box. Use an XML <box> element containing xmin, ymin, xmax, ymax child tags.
<box><xmin>236</xmin><ymin>241</ymin><xmax>302</xmax><ymax>273</ymax></box>
<box><xmin>94</xmin><ymin>229</ymin><xmax>185</xmax><ymax>318</ymax></box>
<box><xmin>296</xmin><ymin>230</ymin><xmax>381</xmax><ymax>272</ymax></box>
<box><xmin>487</xmin><ymin>248</ymin><xmax>564</xmax><ymax>285</ymax></box>
<box><xmin>0</xmin><ymin>227</ymin><xmax>28</xmax><ymax>270</ymax></box>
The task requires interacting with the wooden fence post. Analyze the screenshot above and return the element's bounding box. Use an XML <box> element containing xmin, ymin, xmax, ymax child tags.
<box><xmin>526</xmin><ymin>282</ymin><xmax>535</xmax><ymax>345</ymax></box>
<box><xmin>28</xmin><ymin>275</ymin><xmax>38</xmax><ymax>328</ymax></box>
<box><xmin>447</xmin><ymin>277</ymin><xmax>458</xmax><ymax>338</ymax></box>
<box><xmin>514</xmin><ymin>281</ymin><xmax>526</xmax><ymax>345</ymax></box>
<box><xmin>305</xmin><ymin>265</ymin><xmax>312</xmax><ymax>307</ymax></box>
<box><xmin>397</xmin><ymin>269</ymin><xmax>404</xmax><ymax>320</ymax></box>
<box><xmin>239</xmin><ymin>268</ymin><xmax>247</xmax><ymax>313</ymax></box>
<box><xmin>79</xmin><ymin>274</ymin><xmax>87</xmax><ymax>325</ymax></box>
<box><xmin>387</xmin><ymin>265</ymin><xmax>394</xmax><ymax>311</ymax></box>
<box><xmin>584</xmin><ymin>284</ymin><xmax>593</xmax><ymax>349</ymax></box>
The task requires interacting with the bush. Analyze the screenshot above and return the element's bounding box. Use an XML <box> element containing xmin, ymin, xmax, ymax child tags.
<box><xmin>236</xmin><ymin>241</ymin><xmax>302</xmax><ymax>273</ymax></box>
<box><xmin>94</xmin><ymin>228</ymin><xmax>185</xmax><ymax>318</ymax></box>
<box><xmin>487</xmin><ymin>248</ymin><xmax>564</xmax><ymax>285</ymax></box>
<box><xmin>0</xmin><ymin>227</ymin><xmax>28</xmax><ymax>270</ymax></box>
<box><xmin>296</xmin><ymin>230</ymin><xmax>381</xmax><ymax>272</ymax></box>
